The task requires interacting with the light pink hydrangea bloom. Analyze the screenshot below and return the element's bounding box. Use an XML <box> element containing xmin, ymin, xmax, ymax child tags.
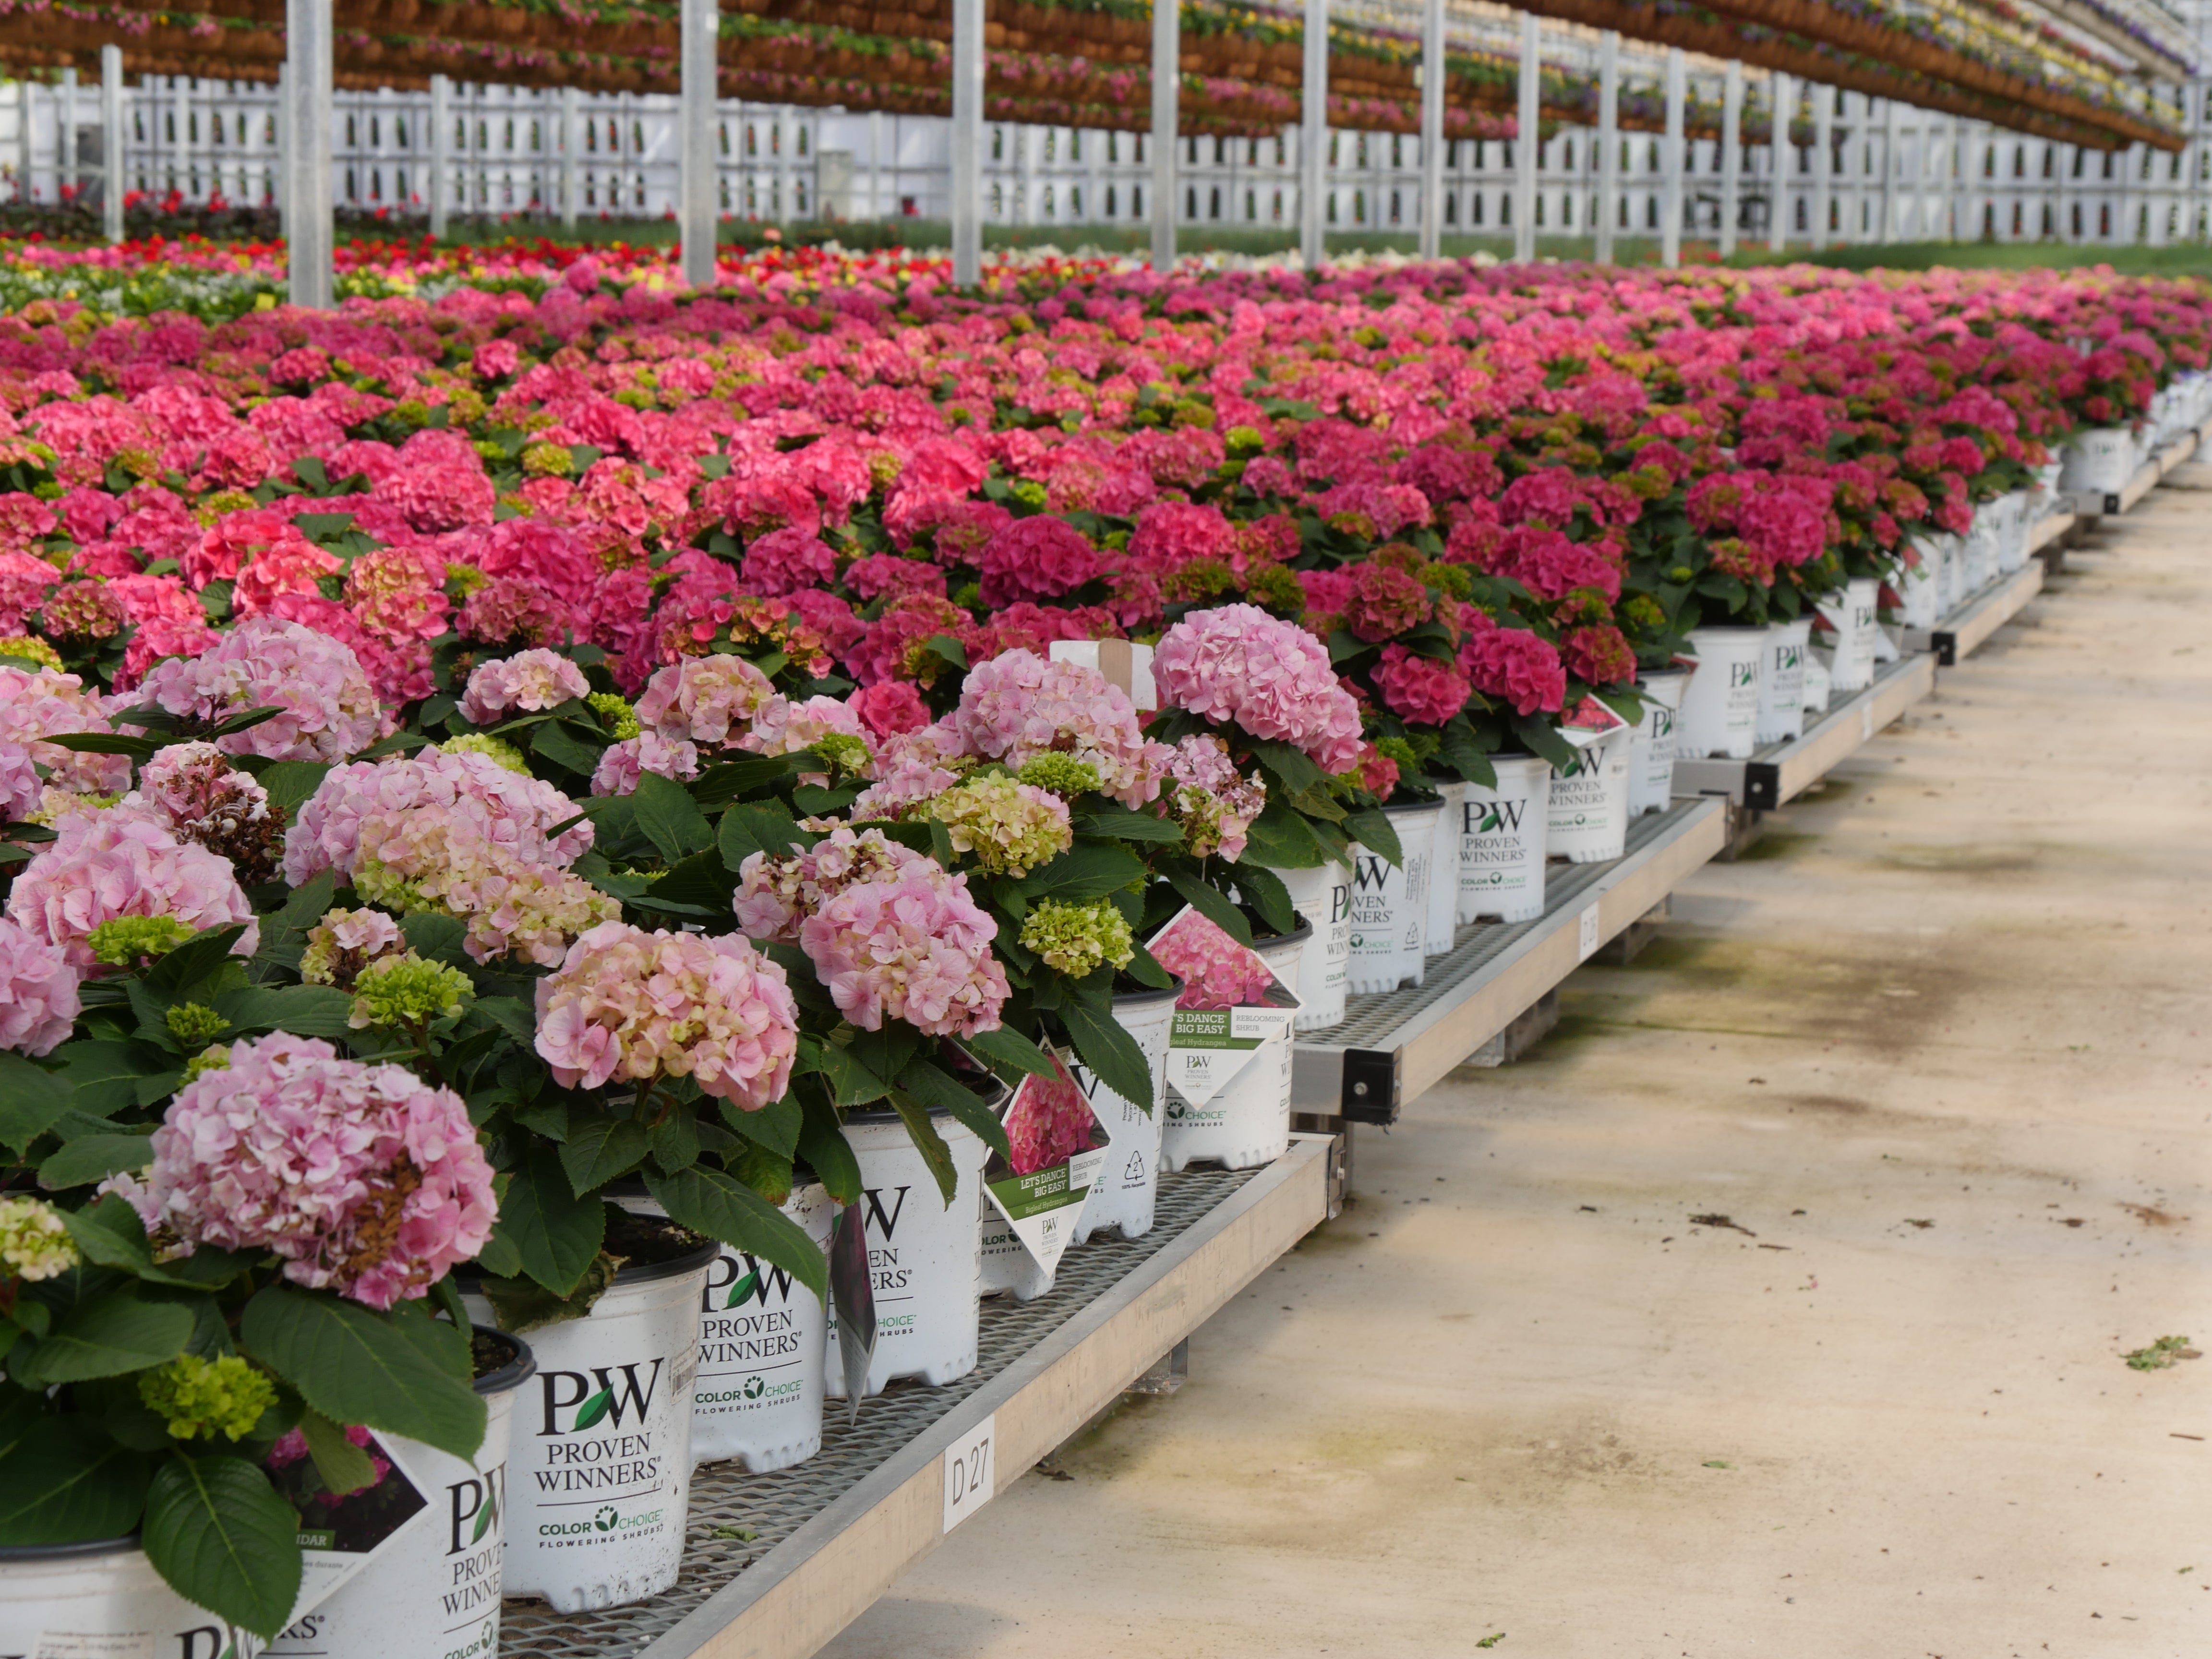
<box><xmin>733</xmin><ymin>825</ymin><xmax>923</xmax><ymax>942</ymax></box>
<box><xmin>0</xmin><ymin>739</ymin><xmax>41</xmax><ymax>822</ymax></box>
<box><xmin>351</xmin><ymin>807</ymin><xmax>619</xmax><ymax>966</ymax></box>
<box><xmin>284</xmin><ymin>747</ymin><xmax>592</xmax><ymax>887</ymax></box>
<box><xmin>1154</xmin><ymin>603</ymin><xmax>1364</xmax><ymax>776</ymax></box>
<box><xmin>534</xmin><ymin>922</ymin><xmax>800</xmax><ymax>1110</ymax></box>
<box><xmin>743</xmin><ymin>693</ymin><xmax>868</xmax><ymax>758</ymax></box>
<box><xmin>6</xmin><ymin>810</ymin><xmax>260</xmax><ymax>968</ymax></box>
<box><xmin>1159</xmin><ymin>734</ymin><xmax>1267</xmax><ymax>862</ymax></box>
<box><xmin>945</xmin><ymin>649</ymin><xmax>1166</xmax><ymax>809</ymax></box>
<box><xmin>850</xmin><ymin>755</ymin><xmax>960</xmax><ymax>822</ymax></box>
<box><xmin>0</xmin><ymin>664</ymin><xmax>132</xmax><ymax>798</ymax></box>
<box><xmin>798</xmin><ymin>859</ymin><xmax>1009</xmax><ymax>1037</ymax></box>
<box><xmin>0</xmin><ymin>917</ymin><xmax>82</xmax><ymax>1055</ymax></box>
<box><xmin>128</xmin><ymin>1033</ymin><xmax>496</xmax><ymax>1309</ymax></box>
<box><xmin>457</xmin><ymin>649</ymin><xmax>592</xmax><ymax>725</ymax></box>
<box><xmin>135</xmin><ymin>616</ymin><xmax>384</xmax><ymax>763</ymax></box>
<box><xmin>589</xmin><ymin>731</ymin><xmax>702</xmax><ymax>797</ymax></box>
<box><xmin>635</xmin><ymin>655</ymin><xmax>776</xmax><ymax>747</ymax></box>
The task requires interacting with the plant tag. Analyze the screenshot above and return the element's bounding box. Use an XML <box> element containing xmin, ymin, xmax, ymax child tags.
<box><xmin>1148</xmin><ymin>907</ymin><xmax>1300</xmax><ymax>1109</ymax></box>
<box><xmin>981</xmin><ymin>1049</ymin><xmax>1112</xmax><ymax>1277</ymax></box>
<box><xmin>942</xmin><ymin>1414</ymin><xmax>996</xmax><ymax>1533</ymax></box>
<box><xmin>1578</xmin><ymin>902</ymin><xmax>1602</xmax><ymax>962</ymax></box>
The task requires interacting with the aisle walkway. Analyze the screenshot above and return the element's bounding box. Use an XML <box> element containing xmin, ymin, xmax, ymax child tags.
<box><xmin>823</xmin><ymin>493</ymin><xmax>2212</xmax><ymax>1659</ymax></box>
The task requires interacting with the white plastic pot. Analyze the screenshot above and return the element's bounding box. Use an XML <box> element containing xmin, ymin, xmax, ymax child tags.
<box><xmin>1897</xmin><ymin>538</ymin><xmax>1940</xmax><ymax>629</ymax></box>
<box><xmin>0</xmin><ymin>1539</ymin><xmax>263</xmax><ymax>1659</ymax></box>
<box><xmin>2059</xmin><ymin>426</ymin><xmax>2133</xmax><ymax>498</ymax></box>
<box><xmin>1158</xmin><ymin>925</ymin><xmax>1304</xmax><ymax>1175</ymax></box>
<box><xmin>266</xmin><ymin>1330</ymin><xmax>534</xmax><ymax>1659</ymax></box>
<box><xmin>1992</xmin><ymin>489</ymin><xmax>2031</xmax><ymax>574</ymax></box>
<box><xmin>1546</xmin><ymin>733</ymin><xmax>1632</xmax><ymax>864</ymax></box>
<box><xmin>1961</xmin><ymin>509</ymin><xmax>1996</xmax><ymax>594</ymax></box>
<box><xmin>1815</xmin><ymin>577</ymin><xmax>1880</xmax><ymax>695</ymax></box>
<box><xmin>1934</xmin><ymin>532</ymin><xmax>1960</xmax><ymax>616</ymax></box>
<box><xmin>1627</xmin><ymin>671</ymin><xmax>1688</xmax><ymax>817</ymax></box>
<box><xmin>612</xmin><ymin>1186</ymin><xmax>831</xmax><ymax>1476</ymax></box>
<box><xmin>1458</xmin><ymin>754</ymin><xmax>1550</xmax><ymax>924</ymax></box>
<box><xmin>1268</xmin><ymin>860</ymin><xmax>1351</xmax><ymax>1032</ymax></box>
<box><xmin>1346</xmin><ymin>796</ymin><xmax>1443</xmax><ymax>994</ymax></box>
<box><xmin>1675</xmin><ymin>626</ymin><xmax>1764</xmax><ymax>759</ymax></box>
<box><xmin>1423</xmin><ymin>780</ymin><xmax>1469</xmax><ymax>959</ymax></box>
<box><xmin>1073</xmin><ymin>981</ymin><xmax>1180</xmax><ymax>1243</ymax></box>
<box><xmin>1800</xmin><ymin>648</ymin><xmax>1832</xmax><ymax>716</ymax></box>
<box><xmin>824</xmin><ymin>1110</ymin><xmax>987</xmax><ymax>1399</ymax></box>
<box><xmin>1755</xmin><ymin>617</ymin><xmax>1813</xmax><ymax>745</ymax></box>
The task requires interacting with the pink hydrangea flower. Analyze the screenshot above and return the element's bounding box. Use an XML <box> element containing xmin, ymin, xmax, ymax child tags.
<box><xmin>1158</xmin><ymin>733</ymin><xmax>1267</xmax><ymax>861</ymax></box>
<box><xmin>972</xmin><ymin>516</ymin><xmax>1103</xmax><ymax>608</ymax></box>
<box><xmin>589</xmin><ymin>731</ymin><xmax>701</xmax><ymax>797</ymax></box>
<box><xmin>284</xmin><ymin>747</ymin><xmax>593</xmax><ymax>887</ymax></box>
<box><xmin>635</xmin><ymin>655</ymin><xmax>776</xmax><ymax>747</ymax></box>
<box><xmin>458</xmin><ymin>575</ymin><xmax>570</xmax><ymax>648</ymax></box>
<box><xmin>1371</xmin><ymin>644</ymin><xmax>1473</xmax><ymax>727</ymax></box>
<box><xmin>128</xmin><ymin>1034</ymin><xmax>495</xmax><ymax>1309</ymax></box>
<box><xmin>850</xmin><ymin>754</ymin><xmax>961</xmax><ymax>822</ymax></box>
<box><xmin>0</xmin><ymin>665</ymin><xmax>132</xmax><ymax>797</ymax></box>
<box><xmin>799</xmin><ymin>859</ymin><xmax>1010</xmax><ymax>1038</ymax></box>
<box><xmin>1154</xmin><ymin>603</ymin><xmax>1364</xmax><ymax>775</ymax></box>
<box><xmin>0</xmin><ymin>916</ymin><xmax>82</xmax><ymax>1055</ymax></box>
<box><xmin>135</xmin><ymin>617</ymin><xmax>384</xmax><ymax>763</ymax></box>
<box><xmin>733</xmin><ymin>825</ymin><xmax>926</xmax><ymax>941</ymax></box>
<box><xmin>739</xmin><ymin>525</ymin><xmax>838</xmax><ymax>597</ymax></box>
<box><xmin>7</xmin><ymin>810</ymin><xmax>260</xmax><ymax>969</ymax></box>
<box><xmin>1460</xmin><ymin>625</ymin><xmax>1567</xmax><ymax>717</ymax></box>
<box><xmin>848</xmin><ymin>680</ymin><xmax>932</xmax><ymax>741</ymax></box>
<box><xmin>946</xmin><ymin>649</ymin><xmax>1165</xmax><ymax>809</ymax></box>
<box><xmin>534</xmin><ymin>923</ymin><xmax>800</xmax><ymax>1110</ymax></box>
<box><xmin>458</xmin><ymin>649</ymin><xmax>591</xmax><ymax>725</ymax></box>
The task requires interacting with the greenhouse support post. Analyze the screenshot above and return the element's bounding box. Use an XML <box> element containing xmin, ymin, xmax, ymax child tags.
<box><xmin>428</xmin><ymin>74</ymin><xmax>447</xmax><ymax>240</ymax></box>
<box><xmin>1881</xmin><ymin>97</ymin><xmax>1900</xmax><ymax>241</ymax></box>
<box><xmin>1300</xmin><ymin>0</ymin><xmax>1326</xmax><ymax>267</ymax></box>
<box><xmin>1811</xmin><ymin>84</ymin><xmax>1832</xmax><ymax>250</ymax></box>
<box><xmin>99</xmin><ymin>45</ymin><xmax>122</xmax><ymax>244</ymax></box>
<box><xmin>1514</xmin><ymin>10</ymin><xmax>1537</xmax><ymax>263</ymax></box>
<box><xmin>679</xmin><ymin>0</ymin><xmax>716</xmax><ymax>286</ymax></box>
<box><xmin>560</xmin><ymin>84</ymin><xmax>578</xmax><ymax>233</ymax></box>
<box><xmin>1767</xmin><ymin>71</ymin><xmax>1791</xmax><ymax>252</ymax></box>
<box><xmin>1594</xmin><ymin>30</ymin><xmax>1618</xmax><ymax>264</ymax></box>
<box><xmin>274</xmin><ymin>65</ymin><xmax>289</xmax><ymax>236</ymax></box>
<box><xmin>1718</xmin><ymin>59</ymin><xmax>1741</xmax><ymax>258</ymax></box>
<box><xmin>951</xmin><ymin>0</ymin><xmax>983</xmax><ymax>284</ymax></box>
<box><xmin>1151</xmin><ymin>0</ymin><xmax>1177</xmax><ymax>271</ymax></box>
<box><xmin>1660</xmin><ymin>48</ymin><xmax>1683</xmax><ymax>267</ymax></box>
<box><xmin>1418</xmin><ymin>0</ymin><xmax>1443</xmax><ymax>260</ymax></box>
<box><xmin>284</xmin><ymin>0</ymin><xmax>332</xmax><ymax>309</ymax></box>
<box><xmin>58</xmin><ymin>69</ymin><xmax>73</xmax><ymax>204</ymax></box>
<box><xmin>16</xmin><ymin>78</ymin><xmax>30</xmax><ymax>205</ymax></box>
<box><xmin>868</xmin><ymin>109</ymin><xmax>884</xmax><ymax>220</ymax></box>
<box><xmin>1950</xmin><ymin>119</ymin><xmax>1973</xmax><ymax>242</ymax></box>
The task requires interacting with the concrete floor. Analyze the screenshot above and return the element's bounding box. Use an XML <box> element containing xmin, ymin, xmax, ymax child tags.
<box><xmin>821</xmin><ymin>492</ymin><xmax>2212</xmax><ymax>1659</ymax></box>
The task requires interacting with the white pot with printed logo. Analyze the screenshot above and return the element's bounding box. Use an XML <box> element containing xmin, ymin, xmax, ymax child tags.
<box><xmin>1458</xmin><ymin>753</ymin><xmax>1550</xmax><ymax>923</ymax></box>
<box><xmin>611</xmin><ymin>1185</ymin><xmax>830</xmax><ymax>1475</ymax></box>
<box><xmin>1962</xmin><ymin>508</ymin><xmax>1997</xmax><ymax>594</ymax></box>
<box><xmin>266</xmin><ymin>1329</ymin><xmax>534</xmax><ymax>1659</ymax></box>
<box><xmin>2059</xmin><ymin>426</ymin><xmax>2133</xmax><ymax>498</ymax></box>
<box><xmin>1268</xmin><ymin>860</ymin><xmax>1351</xmax><ymax>1031</ymax></box>
<box><xmin>1627</xmin><ymin>671</ymin><xmax>1687</xmax><ymax>816</ymax></box>
<box><xmin>0</xmin><ymin>1539</ymin><xmax>265</xmax><ymax>1659</ymax></box>
<box><xmin>1423</xmin><ymin>780</ymin><xmax>1469</xmax><ymax>959</ymax></box>
<box><xmin>1992</xmin><ymin>489</ymin><xmax>2031</xmax><ymax>574</ymax></box>
<box><xmin>1897</xmin><ymin>538</ymin><xmax>1941</xmax><ymax>629</ymax></box>
<box><xmin>1160</xmin><ymin>924</ymin><xmax>1306</xmax><ymax>1174</ymax></box>
<box><xmin>1815</xmin><ymin>577</ymin><xmax>1880</xmax><ymax>694</ymax></box>
<box><xmin>1346</xmin><ymin>796</ymin><xmax>1443</xmax><ymax>994</ymax></box>
<box><xmin>1755</xmin><ymin>617</ymin><xmax>1813</xmax><ymax>745</ymax></box>
<box><xmin>1675</xmin><ymin>626</ymin><xmax>1764</xmax><ymax>759</ymax></box>
<box><xmin>825</xmin><ymin>1110</ymin><xmax>986</xmax><ymax>1399</ymax></box>
<box><xmin>1547</xmin><ymin>732</ymin><xmax>1632</xmax><ymax>864</ymax></box>
<box><xmin>462</xmin><ymin>1234</ymin><xmax>713</xmax><ymax>1612</ymax></box>
<box><xmin>1073</xmin><ymin>979</ymin><xmax>1180</xmax><ymax>1242</ymax></box>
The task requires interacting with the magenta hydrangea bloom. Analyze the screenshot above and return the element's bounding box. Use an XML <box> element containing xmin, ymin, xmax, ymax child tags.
<box><xmin>0</xmin><ymin>917</ymin><xmax>82</xmax><ymax>1055</ymax></box>
<box><xmin>1371</xmin><ymin>644</ymin><xmax>1473</xmax><ymax>727</ymax></box>
<box><xmin>136</xmin><ymin>616</ymin><xmax>383</xmax><ymax>763</ymax></box>
<box><xmin>972</xmin><ymin>516</ymin><xmax>1103</xmax><ymax>608</ymax></box>
<box><xmin>127</xmin><ymin>1033</ymin><xmax>496</xmax><ymax>1310</ymax></box>
<box><xmin>1461</xmin><ymin>625</ymin><xmax>1567</xmax><ymax>717</ymax></box>
<box><xmin>848</xmin><ymin>679</ymin><xmax>932</xmax><ymax>740</ymax></box>
<box><xmin>1154</xmin><ymin>603</ymin><xmax>1364</xmax><ymax>775</ymax></box>
<box><xmin>458</xmin><ymin>649</ymin><xmax>591</xmax><ymax>725</ymax></box>
<box><xmin>534</xmin><ymin>922</ymin><xmax>800</xmax><ymax>1110</ymax></box>
<box><xmin>7</xmin><ymin>810</ymin><xmax>259</xmax><ymax>969</ymax></box>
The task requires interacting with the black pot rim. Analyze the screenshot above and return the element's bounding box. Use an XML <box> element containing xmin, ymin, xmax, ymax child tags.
<box><xmin>0</xmin><ymin>1535</ymin><xmax>142</xmax><ymax>1563</ymax></box>
<box><xmin>1380</xmin><ymin>793</ymin><xmax>1446</xmax><ymax>817</ymax></box>
<box><xmin>1250</xmin><ymin>918</ymin><xmax>1313</xmax><ymax>952</ymax></box>
<box><xmin>1111</xmin><ymin>971</ymin><xmax>1185</xmax><ymax>1009</ymax></box>
<box><xmin>458</xmin><ymin>1235</ymin><xmax>720</xmax><ymax>1294</ymax></box>
<box><xmin>470</xmin><ymin>1323</ymin><xmax>538</xmax><ymax>1396</ymax></box>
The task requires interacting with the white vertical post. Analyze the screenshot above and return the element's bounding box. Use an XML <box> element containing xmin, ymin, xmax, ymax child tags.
<box><xmin>1880</xmin><ymin>97</ymin><xmax>1899</xmax><ymax>241</ymax></box>
<box><xmin>1659</xmin><ymin>48</ymin><xmax>1683</xmax><ymax>266</ymax></box>
<box><xmin>1950</xmin><ymin>118</ymin><xmax>1972</xmax><ymax>242</ymax></box>
<box><xmin>1151</xmin><ymin>0</ymin><xmax>1178</xmax><ymax>270</ymax></box>
<box><xmin>951</xmin><ymin>0</ymin><xmax>983</xmax><ymax>283</ymax></box>
<box><xmin>100</xmin><ymin>46</ymin><xmax>123</xmax><ymax>243</ymax></box>
<box><xmin>1811</xmin><ymin>84</ymin><xmax>1832</xmax><ymax>249</ymax></box>
<box><xmin>428</xmin><ymin>74</ymin><xmax>448</xmax><ymax>238</ymax></box>
<box><xmin>16</xmin><ymin>77</ymin><xmax>31</xmax><ymax>205</ymax></box>
<box><xmin>869</xmin><ymin>109</ymin><xmax>884</xmax><ymax>220</ymax></box>
<box><xmin>284</xmin><ymin>0</ymin><xmax>331</xmax><ymax>308</ymax></box>
<box><xmin>59</xmin><ymin>68</ymin><xmax>75</xmax><ymax>204</ymax></box>
<box><xmin>2191</xmin><ymin>83</ymin><xmax>2206</xmax><ymax>243</ymax></box>
<box><xmin>1766</xmin><ymin>72</ymin><xmax>1792</xmax><ymax>252</ymax></box>
<box><xmin>1718</xmin><ymin>60</ymin><xmax>1742</xmax><ymax>258</ymax></box>
<box><xmin>1594</xmin><ymin>30</ymin><xmax>1618</xmax><ymax>264</ymax></box>
<box><xmin>1514</xmin><ymin>10</ymin><xmax>1537</xmax><ymax>262</ymax></box>
<box><xmin>679</xmin><ymin>0</ymin><xmax>717</xmax><ymax>284</ymax></box>
<box><xmin>1418</xmin><ymin>0</ymin><xmax>1443</xmax><ymax>260</ymax></box>
<box><xmin>1300</xmin><ymin>0</ymin><xmax>1326</xmax><ymax>267</ymax></box>
<box><xmin>559</xmin><ymin>84</ymin><xmax>578</xmax><ymax>232</ymax></box>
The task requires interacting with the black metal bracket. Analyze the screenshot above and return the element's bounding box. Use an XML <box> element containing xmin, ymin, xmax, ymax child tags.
<box><xmin>1340</xmin><ymin>1048</ymin><xmax>1400</xmax><ymax>1125</ymax></box>
<box><xmin>2103</xmin><ymin>492</ymin><xmax>2121</xmax><ymax>516</ymax></box>
<box><xmin>1743</xmin><ymin>761</ymin><xmax>1781</xmax><ymax>814</ymax></box>
<box><xmin>1929</xmin><ymin>630</ymin><xmax>1958</xmax><ymax>668</ymax></box>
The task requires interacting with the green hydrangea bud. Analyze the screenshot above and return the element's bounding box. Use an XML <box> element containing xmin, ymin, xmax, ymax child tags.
<box><xmin>1241</xmin><ymin>562</ymin><xmax>1305</xmax><ymax>618</ymax></box>
<box><xmin>588</xmin><ymin>692</ymin><xmax>641</xmax><ymax>740</ymax></box>
<box><xmin>164</xmin><ymin>1003</ymin><xmax>230</xmax><ymax>1048</ymax></box>
<box><xmin>86</xmin><ymin>915</ymin><xmax>198</xmax><ymax>968</ymax></box>
<box><xmin>138</xmin><ymin>1354</ymin><xmax>277</xmax><ymax>1443</ymax></box>
<box><xmin>930</xmin><ymin>776</ymin><xmax>1073</xmax><ymax>877</ymax></box>
<box><xmin>521</xmin><ymin>441</ymin><xmax>575</xmax><ymax>478</ymax></box>
<box><xmin>0</xmin><ymin>634</ymin><xmax>62</xmax><ymax>671</ymax></box>
<box><xmin>182</xmin><ymin>1046</ymin><xmax>232</xmax><ymax>1083</ymax></box>
<box><xmin>440</xmin><ymin>733</ymin><xmax>531</xmax><ymax>775</ymax></box>
<box><xmin>0</xmin><ymin>1194</ymin><xmax>80</xmax><ymax>1282</ymax></box>
<box><xmin>1225</xmin><ymin>425</ymin><xmax>1268</xmax><ymax>457</ymax></box>
<box><xmin>1009</xmin><ymin>480</ymin><xmax>1049</xmax><ymax>510</ymax></box>
<box><xmin>807</xmin><ymin>732</ymin><xmax>871</xmax><ymax>774</ymax></box>
<box><xmin>348</xmin><ymin>951</ymin><xmax>473</xmax><ymax>1031</ymax></box>
<box><xmin>1016</xmin><ymin>754</ymin><xmax>1103</xmax><ymax>798</ymax></box>
<box><xmin>1019</xmin><ymin>898</ymin><xmax>1136</xmax><ymax>979</ymax></box>
<box><xmin>1422</xmin><ymin>561</ymin><xmax>1474</xmax><ymax>601</ymax></box>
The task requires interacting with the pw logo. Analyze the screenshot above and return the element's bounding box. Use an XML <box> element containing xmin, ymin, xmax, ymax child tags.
<box><xmin>703</xmin><ymin>1251</ymin><xmax>801</xmax><ymax>1312</ymax></box>
<box><xmin>447</xmin><ymin>1465</ymin><xmax>505</xmax><ymax>1554</ymax></box>
<box><xmin>1465</xmin><ymin>797</ymin><xmax>1527</xmax><ymax>836</ymax></box>
<box><xmin>540</xmin><ymin>1360</ymin><xmax>664</xmax><ymax>1436</ymax></box>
